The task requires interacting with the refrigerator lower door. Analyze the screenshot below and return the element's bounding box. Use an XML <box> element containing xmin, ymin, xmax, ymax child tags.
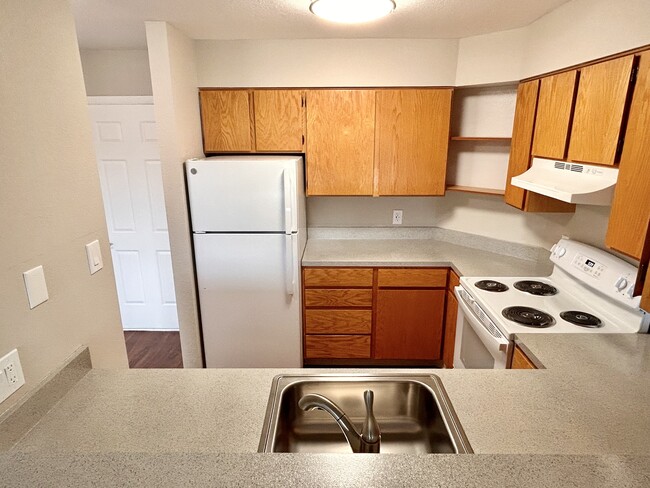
<box><xmin>194</xmin><ymin>233</ymin><xmax>301</xmax><ymax>368</ymax></box>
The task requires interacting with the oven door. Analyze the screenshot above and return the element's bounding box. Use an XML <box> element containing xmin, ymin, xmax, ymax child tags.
<box><xmin>453</xmin><ymin>286</ymin><xmax>511</xmax><ymax>369</ymax></box>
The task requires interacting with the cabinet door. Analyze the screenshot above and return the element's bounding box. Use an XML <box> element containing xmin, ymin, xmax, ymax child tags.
<box><xmin>200</xmin><ymin>90</ymin><xmax>253</xmax><ymax>152</ymax></box>
<box><xmin>443</xmin><ymin>290</ymin><xmax>458</xmax><ymax>368</ymax></box>
<box><xmin>375</xmin><ymin>289</ymin><xmax>445</xmax><ymax>360</ymax></box>
<box><xmin>305</xmin><ymin>90</ymin><xmax>375</xmax><ymax>195</ymax></box>
<box><xmin>532</xmin><ymin>71</ymin><xmax>578</xmax><ymax>159</ymax></box>
<box><xmin>568</xmin><ymin>56</ymin><xmax>635</xmax><ymax>165</ymax></box>
<box><xmin>376</xmin><ymin>89</ymin><xmax>452</xmax><ymax>196</ymax></box>
<box><xmin>511</xmin><ymin>346</ymin><xmax>537</xmax><ymax>369</ymax></box>
<box><xmin>606</xmin><ymin>52</ymin><xmax>650</xmax><ymax>260</ymax></box>
<box><xmin>504</xmin><ymin>81</ymin><xmax>576</xmax><ymax>213</ymax></box>
<box><xmin>254</xmin><ymin>90</ymin><xmax>304</xmax><ymax>152</ymax></box>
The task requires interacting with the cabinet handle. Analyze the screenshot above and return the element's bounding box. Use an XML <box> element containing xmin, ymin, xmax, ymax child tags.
<box><xmin>302</xmin><ymin>135</ymin><xmax>305</xmax><ymax>146</ymax></box>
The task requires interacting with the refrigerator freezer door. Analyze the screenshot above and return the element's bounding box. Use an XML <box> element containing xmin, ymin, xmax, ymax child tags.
<box><xmin>194</xmin><ymin>233</ymin><xmax>302</xmax><ymax>368</ymax></box>
<box><xmin>186</xmin><ymin>157</ymin><xmax>300</xmax><ymax>233</ymax></box>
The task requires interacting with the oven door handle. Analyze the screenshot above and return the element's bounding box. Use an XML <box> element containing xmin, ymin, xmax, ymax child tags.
<box><xmin>455</xmin><ymin>286</ymin><xmax>510</xmax><ymax>356</ymax></box>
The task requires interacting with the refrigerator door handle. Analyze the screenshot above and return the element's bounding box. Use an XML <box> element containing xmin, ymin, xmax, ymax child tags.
<box><xmin>285</xmin><ymin>234</ymin><xmax>296</xmax><ymax>296</ymax></box>
<box><xmin>283</xmin><ymin>170</ymin><xmax>294</xmax><ymax>234</ymax></box>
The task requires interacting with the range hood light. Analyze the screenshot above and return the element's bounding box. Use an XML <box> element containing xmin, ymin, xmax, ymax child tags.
<box><xmin>310</xmin><ymin>0</ymin><xmax>396</xmax><ymax>24</ymax></box>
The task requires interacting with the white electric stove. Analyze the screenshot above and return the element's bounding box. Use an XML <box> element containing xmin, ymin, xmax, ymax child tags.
<box><xmin>453</xmin><ymin>238</ymin><xmax>649</xmax><ymax>369</ymax></box>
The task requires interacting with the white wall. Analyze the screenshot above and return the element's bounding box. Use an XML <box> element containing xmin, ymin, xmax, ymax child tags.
<box><xmin>195</xmin><ymin>39</ymin><xmax>459</xmax><ymax>87</ymax></box>
<box><xmin>0</xmin><ymin>0</ymin><xmax>128</xmax><ymax>416</ymax></box>
<box><xmin>146</xmin><ymin>21</ymin><xmax>204</xmax><ymax>368</ymax></box>
<box><xmin>80</xmin><ymin>49</ymin><xmax>153</xmax><ymax>96</ymax></box>
<box><xmin>456</xmin><ymin>0</ymin><xmax>650</xmax><ymax>85</ymax></box>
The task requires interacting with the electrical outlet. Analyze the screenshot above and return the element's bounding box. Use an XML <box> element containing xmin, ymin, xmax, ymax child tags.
<box><xmin>0</xmin><ymin>349</ymin><xmax>25</xmax><ymax>404</ymax></box>
<box><xmin>392</xmin><ymin>209</ymin><xmax>403</xmax><ymax>225</ymax></box>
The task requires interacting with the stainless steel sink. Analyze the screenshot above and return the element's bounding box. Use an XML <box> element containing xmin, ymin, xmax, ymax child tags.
<box><xmin>258</xmin><ymin>374</ymin><xmax>473</xmax><ymax>454</ymax></box>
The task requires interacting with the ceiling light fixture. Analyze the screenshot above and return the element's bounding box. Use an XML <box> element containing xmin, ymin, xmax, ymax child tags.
<box><xmin>309</xmin><ymin>0</ymin><xmax>396</xmax><ymax>24</ymax></box>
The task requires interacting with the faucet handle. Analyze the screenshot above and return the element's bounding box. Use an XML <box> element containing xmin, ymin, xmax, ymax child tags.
<box><xmin>361</xmin><ymin>390</ymin><xmax>381</xmax><ymax>447</ymax></box>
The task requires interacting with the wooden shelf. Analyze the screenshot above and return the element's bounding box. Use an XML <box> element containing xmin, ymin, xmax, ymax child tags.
<box><xmin>446</xmin><ymin>185</ymin><xmax>505</xmax><ymax>196</ymax></box>
<box><xmin>450</xmin><ymin>136</ymin><xmax>512</xmax><ymax>142</ymax></box>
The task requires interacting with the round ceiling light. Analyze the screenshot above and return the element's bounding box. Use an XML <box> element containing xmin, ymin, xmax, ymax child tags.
<box><xmin>310</xmin><ymin>0</ymin><xmax>396</xmax><ymax>24</ymax></box>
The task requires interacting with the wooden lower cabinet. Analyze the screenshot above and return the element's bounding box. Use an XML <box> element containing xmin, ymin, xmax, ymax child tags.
<box><xmin>375</xmin><ymin>289</ymin><xmax>445</xmax><ymax>360</ymax></box>
<box><xmin>302</xmin><ymin>266</ymin><xmax>453</xmax><ymax>365</ymax></box>
<box><xmin>510</xmin><ymin>346</ymin><xmax>537</xmax><ymax>369</ymax></box>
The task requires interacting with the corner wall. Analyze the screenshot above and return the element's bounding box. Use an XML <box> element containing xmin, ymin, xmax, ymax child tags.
<box><xmin>146</xmin><ymin>21</ymin><xmax>204</xmax><ymax>368</ymax></box>
<box><xmin>80</xmin><ymin>49</ymin><xmax>153</xmax><ymax>96</ymax></box>
<box><xmin>0</xmin><ymin>0</ymin><xmax>128</xmax><ymax>417</ymax></box>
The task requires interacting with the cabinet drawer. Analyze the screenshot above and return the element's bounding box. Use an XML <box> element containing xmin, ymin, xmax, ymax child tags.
<box><xmin>448</xmin><ymin>270</ymin><xmax>461</xmax><ymax>290</ymax></box>
<box><xmin>304</xmin><ymin>289</ymin><xmax>373</xmax><ymax>307</ymax></box>
<box><xmin>304</xmin><ymin>267</ymin><xmax>373</xmax><ymax>287</ymax></box>
<box><xmin>304</xmin><ymin>335</ymin><xmax>371</xmax><ymax>359</ymax></box>
<box><xmin>377</xmin><ymin>268</ymin><xmax>447</xmax><ymax>288</ymax></box>
<box><xmin>305</xmin><ymin>309</ymin><xmax>372</xmax><ymax>334</ymax></box>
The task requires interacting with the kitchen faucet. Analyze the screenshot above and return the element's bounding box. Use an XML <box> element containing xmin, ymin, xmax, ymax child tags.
<box><xmin>298</xmin><ymin>389</ymin><xmax>381</xmax><ymax>453</ymax></box>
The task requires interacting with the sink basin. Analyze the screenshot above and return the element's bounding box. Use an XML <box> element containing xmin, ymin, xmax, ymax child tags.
<box><xmin>258</xmin><ymin>374</ymin><xmax>473</xmax><ymax>454</ymax></box>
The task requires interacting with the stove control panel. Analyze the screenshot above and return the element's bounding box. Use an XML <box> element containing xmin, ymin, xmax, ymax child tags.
<box><xmin>550</xmin><ymin>238</ymin><xmax>641</xmax><ymax>308</ymax></box>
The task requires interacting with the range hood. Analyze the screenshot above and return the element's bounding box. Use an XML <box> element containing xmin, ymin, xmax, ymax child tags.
<box><xmin>511</xmin><ymin>157</ymin><xmax>619</xmax><ymax>205</ymax></box>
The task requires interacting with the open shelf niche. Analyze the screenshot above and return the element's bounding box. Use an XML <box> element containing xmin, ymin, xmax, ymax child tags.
<box><xmin>446</xmin><ymin>85</ymin><xmax>517</xmax><ymax>196</ymax></box>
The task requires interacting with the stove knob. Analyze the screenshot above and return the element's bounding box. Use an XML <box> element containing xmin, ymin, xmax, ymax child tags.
<box><xmin>626</xmin><ymin>284</ymin><xmax>635</xmax><ymax>299</ymax></box>
<box><xmin>556</xmin><ymin>247</ymin><xmax>566</xmax><ymax>258</ymax></box>
<box><xmin>615</xmin><ymin>277</ymin><xmax>628</xmax><ymax>291</ymax></box>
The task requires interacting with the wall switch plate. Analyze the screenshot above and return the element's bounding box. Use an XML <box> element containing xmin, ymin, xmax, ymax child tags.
<box><xmin>23</xmin><ymin>265</ymin><xmax>49</xmax><ymax>309</ymax></box>
<box><xmin>0</xmin><ymin>349</ymin><xmax>25</xmax><ymax>404</ymax></box>
<box><xmin>85</xmin><ymin>240</ymin><xmax>103</xmax><ymax>275</ymax></box>
<box><xmin>392</xmin><ymin>209</ymin><xmax>403</xmax><ymax>225</ymax></box>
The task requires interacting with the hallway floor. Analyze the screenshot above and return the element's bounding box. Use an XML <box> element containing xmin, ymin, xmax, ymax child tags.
<box><xmin>124</xmin><ymin>331</ymin><xmax>183</xmax><ymax>368</ymax></box>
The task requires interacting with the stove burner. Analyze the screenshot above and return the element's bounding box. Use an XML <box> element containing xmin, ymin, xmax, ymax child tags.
<box><xmin>474</xmin><ymin>280</ymin><xmax>509</xmax><ymax>292</ymax></box>
<box><xmin>513</xmin><ymin>280</ymin><xmax>558</xmax><ymax>296</ymax></box>
<box><xmin>560</xmin><ymin>311</ymin><xmax>603</xmax><ymax>328</ymax></box>
<box><xmin>502</xmin><ymin>306</ymin><xmax>555</xmax><ymax>328</ymax></box>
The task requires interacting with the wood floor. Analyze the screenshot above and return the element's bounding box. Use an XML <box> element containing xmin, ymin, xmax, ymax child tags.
<box><xmin>124</xmin><ymin>331</ymin><xmax>183</xmax><ymax>368</ymax></box>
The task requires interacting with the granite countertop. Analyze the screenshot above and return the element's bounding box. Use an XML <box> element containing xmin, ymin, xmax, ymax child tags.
<box><xmin>1</xmin><ymin>334</ymin><xmax>650</xmax><ymax>486</ymax></box>
<box><xmin>302</xmin><ymin>227</ymin><xmax>553</xmax><ymax>276</ymax></box>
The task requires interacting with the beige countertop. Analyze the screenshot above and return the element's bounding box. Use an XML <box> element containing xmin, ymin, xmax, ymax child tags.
<box><xmin>1</xmin><ymin>334</ymin><xmax>650</xmax><ymax>486</ymax></box>
<box><xmin>302</xmin><ymin>227</ymin><xmax>553</xmax><ymax>276</ymax></box>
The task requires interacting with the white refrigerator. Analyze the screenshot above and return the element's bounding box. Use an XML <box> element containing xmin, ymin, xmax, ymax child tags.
<box><xmin>186</xmin><ymin>155</ymin><xmax>306</xmax><ymax>368</ymax></box>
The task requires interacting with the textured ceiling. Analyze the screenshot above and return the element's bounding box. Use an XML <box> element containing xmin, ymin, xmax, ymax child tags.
<box><xmin>72</xmin><ymin>0</ymin><xmax>573</xmax><ymax>50</ymax></box>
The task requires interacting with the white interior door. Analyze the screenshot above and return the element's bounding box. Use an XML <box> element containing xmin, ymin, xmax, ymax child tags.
<box><xmin>88</xmin><ymin>96</ymin><xmax>178</xmax><ymax>330</ymax></box>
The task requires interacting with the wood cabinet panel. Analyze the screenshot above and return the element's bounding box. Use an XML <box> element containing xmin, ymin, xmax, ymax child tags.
<box><xmin>304</xmin><ymin>267</ymin><xmax>373</xmax><ymax>287</ymax></box>
<box><xmin>304</xmin><ymin>289</ymin><xmax>373</xmax><ymax>308</ymax></box>
<box><xmin>504</xmin><ymin>81</ymin><xmax>576</xmax><ymax>213</ymax></box>
<box><xmin>253</xmin><ymin>90</ymin><xmax>304</xmax><ymax>151</ymax></box>
<box><xmin>377</xmin><ymin>268</ymin><xmax>447</xmax><ymax>288</ymax></box>
<box><xmin>305</xmin><ymin>335</ymin><xmax>371</xmax><ymax>359</ymax></box>
<box><xmin>568</xmin><ymin>56</ymin><xmax>635</xmax><ymax>165</ymax></box>
<box><xmin>375</xmin><ymin>89</ymin><xmax>452</xmax><ymax>196</ymax></box>
<box><xmin>443</xmin><ymin>290</ymin><xmax>458</xmax><ymax>368</ymax></box>
<box><xmin>606</xmin><ymin>52</ymin><xmax>650</xmax><ymax>260</ymax></box>
<box><xmin>200</xmin><ymin>90</ymin><xmax>253</xmax><ymax>152</ymax></box>
<box><xmin>532</xmin><ymin>71</ymin><xmax>577</xmax><ymax>159</ymax></box>
<box><xmin>375</xmin><ymin>289</ymin><xmax>445</xmax><ymax>360</ymax></box>
<box><xmin>305</xmin><ymin>90</ymin><xmax>375</xmax><ymax>195</ymax></box>
<box><xmin>305</xmin><ymin>309</ymin><xmax>372</xmax><ymax>334</ymax></box>
<box><xmin>504</xmin><ymin>81</ymin><xmax>539</xmax><ymax>209</ymax></box>
<box><xmin>448</xmin><ymin>270</ymin><xmax>460</xmax><ymax>290</ymax></box>
<box><xmin>511</xmin><ymin>346</ymin><xmax>537</xmax><ymax>369</ymax></box>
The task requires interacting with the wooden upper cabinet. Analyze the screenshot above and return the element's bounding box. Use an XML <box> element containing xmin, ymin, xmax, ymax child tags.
<box><xmin>504</xmin><ymin>80</ymin><xmax>539</xmax><ymax>210</ymax></box>
<box><xmin>606</xmin><ymin>52</ymin><xmax>650</xmax><ymax>260</ymax></box>
<box><xmin>200</xmin><ymin>90</ymin><xmax>253</xmax><ymax>152</ymax></box>
<box><xmin>568</xmin><ymin>55</ymin><xmax>635</xmax><ymax>165</ymax></box>
<box><xmin>532</xmin><ymin>71</ymin><xmax>578</xmax><ymax>159</ymax></box>
<box><xmin>253</xmin><ymin>90</ymin><xmax>304</xmax><ymax>152</ymax></box>
<box><xmin>375</xmin><ymin>89</ymin><xmax>452</xmax><ymax>196</ymax></box>
<box><xmin>504</xmin><ymin>80</ymin><xmax>576</xmax><ymax>213</ymax></box>
<box><xmin>305</xmin><ymin>90</ymin><xmax>375</xmax><ymax>196</ymax></box>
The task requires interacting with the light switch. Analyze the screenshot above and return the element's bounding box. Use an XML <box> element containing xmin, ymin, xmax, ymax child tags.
<box><xmin>23</xmin><ymin>265</ymin><xmax>49</xmax><ymax>309</ymax></box>
<box><xmin>85</xmin><ymin>240</ymin><xmax>104</xmax><ymax>275</ymax></box>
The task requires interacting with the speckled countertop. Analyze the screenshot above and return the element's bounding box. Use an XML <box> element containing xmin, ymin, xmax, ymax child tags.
<box><xmin>2</xmin><ymin>229</ymin><xmax>649</xmax><ymax>486</ymax></box>
<box><xmin>302</xmin><ymin>227</ymin><xmax>553</xmax><ymax>276</ymax></box>
<box><xmin>1</xmin><ymin>334</ymin><xmax>650</xmax><ymax>486</ymax></box>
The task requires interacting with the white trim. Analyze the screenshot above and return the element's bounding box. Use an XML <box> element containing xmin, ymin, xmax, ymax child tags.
<box><xmin>87</xmin><ymin>96</ymin><xmax>153</xmax><ymax>105</ymax></box>
<box><xmin>123</xmin><ymin>328</ymin><xmax>180</xmax><ymax>332</ymax></box>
